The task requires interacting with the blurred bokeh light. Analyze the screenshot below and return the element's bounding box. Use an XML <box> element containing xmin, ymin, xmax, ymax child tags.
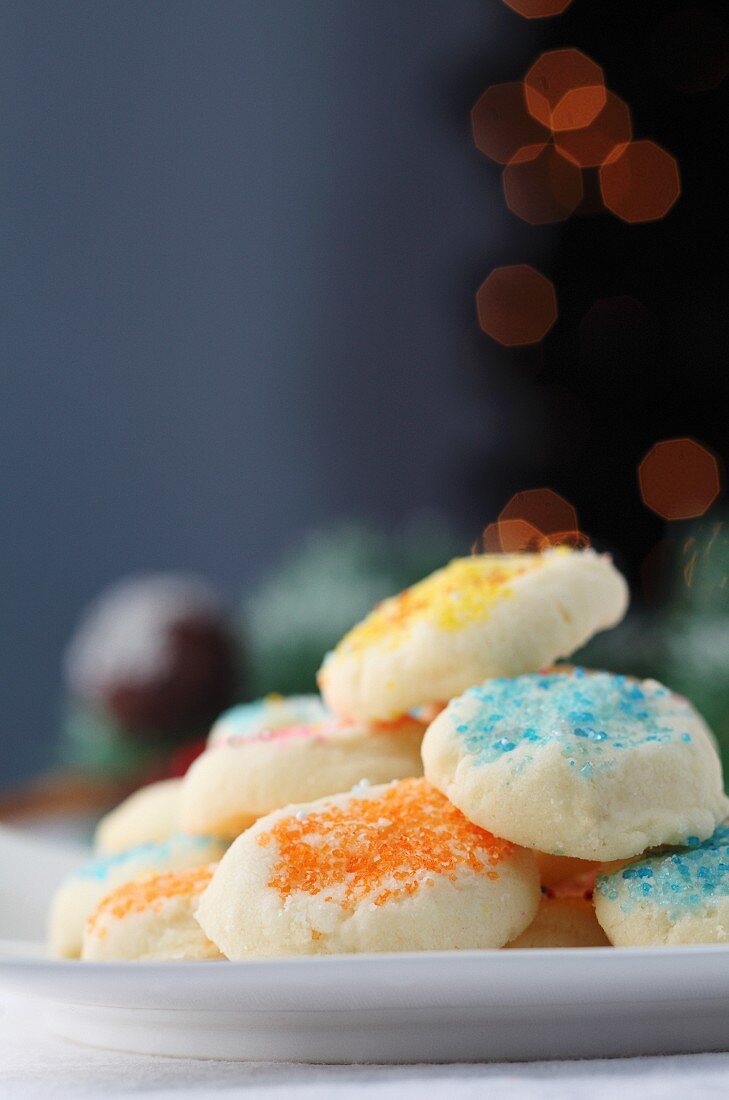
<box><xmin>475</xmin><ymin>514</ymin><xmax>589</xmax><ymax>555</ymax></box>
<box><xmin>501</xmin><ymin>0</ymin><xmax>573</xmax><ymax>20</ymax></box>
<box><xmin>503</xmin><ymin>142</ymin><xmax>583</xmax><ymax>223</ymax></box>
<box><xmin>639</xmin><ymin>438</ymin><xmax>722</xmax><ymax>520</ymax></box>
<box><xmin>599</xmin><ymin>140</ymin><xmax>681</xmax><ymax>223</ymax></box>
<box><xmin>476</xmin><ymin>518</ymin><xmax>544</xmax><ymax>553</ymax></box>
<box><xmin>471</xmin><ymin>82</ymin><xmax>551</xmax><ymax>165</ymax></box>
<box><xmin>540</xmin><ymin>529</ymin><xmax>591</xmax><ymax>549</ymax></box>
<box><xmin>650</xmin><ymin>8</ymin><xmax>729</xmax><ymax>93</ymax></box>
<box><xmin>555</xmin><ymin>91</ymin><xmax>633</xmax><ymax>168</ymax></box>
<box><xmin>476</xmin><ymin>264</ymin><xmax>557</xmax><ymax>346</ymax></box>
<box><xmin>525</xmin><ymin>49</ymin><xmax>606</xmax><ymax>131</ymax></box>
<box><xmin>499</xmin><ymin>487</ymin><xmax>578</xmax><ymax>534</ymax></box>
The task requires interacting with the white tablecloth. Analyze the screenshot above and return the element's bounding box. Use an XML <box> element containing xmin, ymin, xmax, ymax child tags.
<box><xmin>2</xmin><ymin>993</ymin><xmax>729</xmax><ymax>1099</ymax></box>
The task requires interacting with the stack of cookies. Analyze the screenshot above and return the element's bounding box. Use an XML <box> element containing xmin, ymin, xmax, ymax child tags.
<box><xmin>49</xmin><ymin>547</ymin><xmax>729</xmax><ymax>961</ymax></box>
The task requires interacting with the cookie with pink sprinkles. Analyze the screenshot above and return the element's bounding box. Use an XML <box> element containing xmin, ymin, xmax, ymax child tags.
<box><xmin>179</xmin><ymin>714</ymin><xmax>425</xmax><ymax>839</ymax></box>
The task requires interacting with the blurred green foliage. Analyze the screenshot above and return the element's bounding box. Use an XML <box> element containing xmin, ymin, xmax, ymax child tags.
<box><xmin>242</xmin><ymin>515</ymin><xmax>462</xmax><ymax>697</ymax></box>
<box><xmin>579</xmin><ymin>521</ymin><xmax>729</xmax><ymax>772</ymax></box>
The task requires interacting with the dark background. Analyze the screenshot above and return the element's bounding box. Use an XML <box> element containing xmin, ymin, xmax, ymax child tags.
<box><xmin>1</xmin><ymin>1</ymin><xmax>726</xmax><ymax>783</ymax></box>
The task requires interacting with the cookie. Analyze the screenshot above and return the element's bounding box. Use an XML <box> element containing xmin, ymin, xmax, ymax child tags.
<box><xmin>422</xmin><ymin>669</ymin><xmax>728</xmax><ymax>860</ymax></box>
<box><xmin>48</xmin><ymin>834</ymin><xmax>228</xmax><ymax>958</ymax></box>
<box><xmin>533</xmin><ymin>851</ymin><xmax>600</xmax><ymax>888</ymax></box>
<box><xmin>94</xmin><ymin>778</ymin><xmax>182</xmax><ymax>855</ymax></box>
<box><xmin>507</xmin><ymin>896</ymin><xmax>610</xmax><ymax>948</ymax></box>
<box><xmin>82</xmin><ymin>864</ymin><xmax>224</xmax><ymax>961</ymax></box>
<box><xmin>595</xmin><ymin>823</ymin><xmax>729</xmax><ymax>945</ymax></box>
<box><xmin>508</xmin><ymin>866</ymin><xmax>609</xmax><ymax>948</ymax></box>
<box><xmin>180</xmin><ymin>716</ymin><xmax>424</xmax><ymax>838</ymax></box>
<box><xmin>207</xmin><ymin>694</ymin><xmax>330</xmax><ymax>748</ymax></box>
<box><xmin>196</xmin><ymin>777</ymin><xmax>540</xmax><ymax>957</ymax></box>
<box><xmin>318</xmin><ymin>549</ymin><xmax>628</xmax><ymax>721</ymax></box>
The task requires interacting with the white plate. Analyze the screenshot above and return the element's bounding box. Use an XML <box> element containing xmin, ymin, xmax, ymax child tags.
<box><xmin>3</xmin><ymin>826</ymin><xmax>729</xmax><ymax>1064</ymax></box>
<box><xmin>2</xmin><ymin>940</ymin><xmax>729</xmax><ymax>1062</ymax></box>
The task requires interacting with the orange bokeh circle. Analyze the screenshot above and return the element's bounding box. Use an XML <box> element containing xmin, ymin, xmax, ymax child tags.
<box><xmin>499</xmin><ymin>488</ymin><xmax>578</xmax><ymax>535</ymax></box>
<box><xmin>555</xmin><ymin>91</ymin><xmax>633</xmax><ymax>169</ymax></box>
<box><xmin>638</xmin><ymin>438</ymin><xmax>721</xmax><ymax>520</ymax></box>
<box><xmin>476</xmin><ymin>519</ymin><xmax>545</xmax><ymax>554</ymax></box>
<box><xmin>501</xmin><ymin>0</ymin><xmax>573</xmax><ymax>19</ymax></box>
<box><xmin>539</xmin><ymin>530</ymin><xmax>591</xmax><ymax>551</ymax></box>
<box><xmin>600</xmin><ymin>140</ymin><xmax>681</xmax><ymax>223</ymax></box>
<box><xmin>471</xmin><ymin>82</ymin><xmax>551</xmax><ymax>165</ymax></box>
<box><xmin>525</xmin><ymin>49</ymin><xmax>606</xmax><ymax>132</ymax></box>
<box><xmin>476</xmin><ymin>265</ymin><xmax>558</xmax><ymax>347</ymax></box>
<box><xmin>503</xmin><ymin>143</ymin><xmax>583</xmax><ymax>224</ymax></box>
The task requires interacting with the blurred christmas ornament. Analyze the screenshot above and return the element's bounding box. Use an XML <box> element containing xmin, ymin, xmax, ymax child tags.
<box><xmin>243</xmin><ymin>516</ymin><xmax>460</xmax><ymax>697</ymax></box>
<box><xmin>61</xmin><ymin>574</ymin><xmax>243</xmax><ymax>780</ymax></box>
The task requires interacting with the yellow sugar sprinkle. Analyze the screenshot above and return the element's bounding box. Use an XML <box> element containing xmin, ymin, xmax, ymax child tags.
<box><xmin>333</xmin><ymin>554</ymin><xmax>549</xmax><ymax>654</ymax></box>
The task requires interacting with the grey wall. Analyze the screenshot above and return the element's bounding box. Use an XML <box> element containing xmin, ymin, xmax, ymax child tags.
<box><xmin>0</xmin><ymin>1</ymin><xmax>543</xmax><ymax>782</ymax></box>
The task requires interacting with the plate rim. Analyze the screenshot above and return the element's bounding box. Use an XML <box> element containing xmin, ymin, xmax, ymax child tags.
<box><xmin>3</xmin><ymin>937</ymin><xmax>729</xmax><ymax>970</ymax></box>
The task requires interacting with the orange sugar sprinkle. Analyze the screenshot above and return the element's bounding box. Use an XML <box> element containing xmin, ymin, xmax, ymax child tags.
<box><xmin>86</xmin><ymin>864</ymin><xmax>216</xmax><ymax>934</ymax></box>
<box><xmin>258</xmin><ymin>778</ymin><xmax>514</xmax><ymax>909</ymax></box>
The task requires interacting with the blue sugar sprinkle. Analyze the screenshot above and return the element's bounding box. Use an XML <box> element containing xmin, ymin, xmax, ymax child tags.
<box><xmin>596</xmin><ymin>822</ymin><xmax>729</xmax><ymax>919</ymax></box>
<box><xmin>73</xmin><ymin>834</ymin><xmax>219</xmax><ymax>882</ymax></box>
<box><xmin>215</xmin><ymin>695</ymin><xmax>329</xmax><ymax>739</ymax></box>
<box><xmin>217</xmin><ymin>699</ymin><xmax>269</xmax><ymax>731</ymax></box>
<box><xmin>451</xmin><ymin>670</ymin><xmax>697</xmax><ymax>777</ymax></box>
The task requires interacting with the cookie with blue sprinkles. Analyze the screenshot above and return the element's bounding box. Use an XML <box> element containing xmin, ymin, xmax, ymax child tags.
<box><xmin>48</xmin><ymin>833</ymin><xmax>228</xmax><ymax>958</ymax></box>
<box><xmin>594</xmin><ymin>823</ymin><xmax>729</xmax><ymax>944</ymax></box>
<box><xmin>207</xmin><ymin>694</ymin><xmax>331</xmax><ymax>748</ymax></box>
<box><xmin>422</xmin><ymin>668</ymin><xmax>728</xmax><ymax>861</ymax></box>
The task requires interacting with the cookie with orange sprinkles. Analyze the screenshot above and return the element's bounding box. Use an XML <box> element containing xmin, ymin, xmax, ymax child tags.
<box><xmin>196</xmin><ymin>778</ymin><xmax>540</xmax><ymax>957</ymax></box>
<box><xmin>48</xmin><ymin>834</ymin><xmax>229</xmax><ymax>959</ymax></box>
<box><xmin>318</xmin><ymin>548</ymin><xmax>628</xmax><ymax>722</ymax></box>
<box><xmin>82</xmin><ymin>864</ymin><xmax>224</xmax><ymax>961</ymax></box>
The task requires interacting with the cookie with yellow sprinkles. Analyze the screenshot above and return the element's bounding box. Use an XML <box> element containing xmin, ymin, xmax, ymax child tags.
<box><xmin>82</xmin><ymin>865</ymin><xmax>224</xmax><ymax>961</ymax></box>
<box><xmin>318</xmin><ymin>548</ymin><xmax>628</xmax><ymax>722</ymax></box>
<box><xmin>195</xmin><ymin>778</ymin><xmax>540</xmax><ymax>957</ymax></box>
